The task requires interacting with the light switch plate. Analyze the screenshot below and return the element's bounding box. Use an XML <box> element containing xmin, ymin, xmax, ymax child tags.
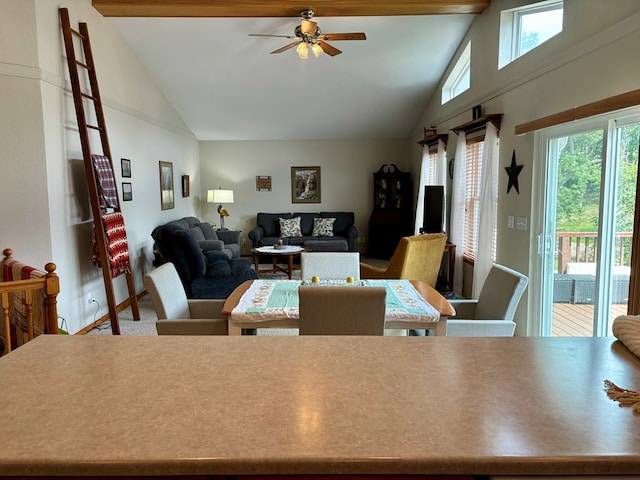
<box><xmin>507</xmin><ymin>216</ymin><xmax>514</xmax><ymax>229</ymax></box>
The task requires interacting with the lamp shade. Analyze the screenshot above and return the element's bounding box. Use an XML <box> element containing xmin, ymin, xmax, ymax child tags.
<box><xmin>296</xmin><ymin>42</ymin><xmax>309</xmax><ymax>59</ymax></box>
<box><xmin>208</xmin><ymin>189</ymin><xmax>234</xmax><ymax>203</ymax></box>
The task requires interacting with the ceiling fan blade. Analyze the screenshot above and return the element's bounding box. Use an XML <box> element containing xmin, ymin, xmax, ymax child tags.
<box><xmin>270</xmin><ymin>41</ymin><xmax>300</xmax><ymax>54</ymax></box>
<box><xmin>317</xmin><ymin>40</ymin><xmax>342</xmax><ymax>56</ymax></box>
<box><xmin>249</xmin><ymin>34</ymin><xmax>296</xmax><ymax>39</ymax></box>
<box><xmin>320</xmin><ymin>32</ymin><xmax>367</xmax><ymax>41</ymax></box>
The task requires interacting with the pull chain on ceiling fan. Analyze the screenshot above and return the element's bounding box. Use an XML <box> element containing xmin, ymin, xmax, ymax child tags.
<box><xmin>249</xmin><ymin>9</ymin><xmax>366</xmax><ymax>58</ymax></box>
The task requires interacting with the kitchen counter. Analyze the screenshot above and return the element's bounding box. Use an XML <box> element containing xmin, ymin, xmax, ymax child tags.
<box><xmin>0</xmin><ymin>335</ymin><xmax>639</xmax><ymax>477</ymax></box>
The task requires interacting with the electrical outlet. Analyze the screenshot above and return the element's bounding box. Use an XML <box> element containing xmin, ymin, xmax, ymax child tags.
<box><xmin>87</xmin><ymin>294</ymin><xmax>96</xmax><ymax>304</ymax></box>
<box><xmin>507</xmin><ymin>215</ymin><xmax>515</xmax><ymax>229</ymax></box>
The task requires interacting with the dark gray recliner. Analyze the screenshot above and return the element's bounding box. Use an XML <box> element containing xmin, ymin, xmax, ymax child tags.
<box><xmin>156</xmin><ymin>216</ymin><xmax>240</xmax><ymax>259</ymax></box>
<box><xmin>151</xmin><ymin>223</ymin><xmax>256</xmax><ymax>299</ymax></box>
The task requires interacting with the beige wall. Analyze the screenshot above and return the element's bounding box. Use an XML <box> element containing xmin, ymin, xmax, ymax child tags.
<box><xmin>1</xmin><ymin>0</ymin><xmax>200</xmax><ymax>333</ymax></box>
<box><xmin>199</xmin><ymin>139</ymin><xmax>410</xmax><ymax>255</ymax></box>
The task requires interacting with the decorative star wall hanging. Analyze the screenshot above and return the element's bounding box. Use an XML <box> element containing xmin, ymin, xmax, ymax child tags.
<box><xmin>505</xmin><ymin>149</ymin><xmax>524</xmax><ymax>194</ymax></box>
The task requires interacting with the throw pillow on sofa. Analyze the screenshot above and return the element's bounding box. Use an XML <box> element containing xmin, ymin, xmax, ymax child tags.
<box><xmin>312</xmin><ymin>217</ymin><xmax>335</xmax><ymax>237</ymax></box>
<box><xmin>280</xmin><ymin>217</ymin><xmax>302</xmax><ymax>237</ymax></box>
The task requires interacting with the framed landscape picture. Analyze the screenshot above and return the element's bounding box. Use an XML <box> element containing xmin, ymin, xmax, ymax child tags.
<box><xmin>122</xmin><ymin>182</ymin><xmax>132</xmax><ymax>201</ymax></box>
<box><xmin>121</xmin><ymin>158</ymin><xmax>131</xmax><ymax>178</ymax></box>
<box><xmin>159</xmin><ymin>161</ymin><xmax>174</xmax><ymax>210</ymax></box>
<box><xmin>291</xmin><ymin>166</ymin><xmax>321</xmax><ymax>203</ymax></box>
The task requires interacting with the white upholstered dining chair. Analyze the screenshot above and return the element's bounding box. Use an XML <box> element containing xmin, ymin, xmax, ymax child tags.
<box><xmin>447</xmin><ymin>263</ymin><xmax>528</xmax><ymax>337</ymax></box>
<box><xmin>300</xmin><ymin>251</ymin><xmax>361</xmax><ymax>281</ymax></box>
<box><xmin>298</xmin><ymin>285</ymin><xmax>386</xmax><ymax>335</ymax></box>
<box><xmin>143</xmin><ymin>262</ymin><xmax>228</xmax><ymax>335</ymax></box>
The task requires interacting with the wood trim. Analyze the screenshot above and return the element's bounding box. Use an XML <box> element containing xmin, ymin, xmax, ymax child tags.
<box><xmin>91</xmin><ymin>0</ymin><xmax>490</xmax><ymax>17</ymax></box>
<box><xmin>75</xmin><ymin>291</ymin><xmax>147</xmax><ymax>335</ymax></box>
<box><xmin>418</xmin><ymin>133</ymin><xmax>448</xmax><ymax>147</ymax></box>
<box><xmin>515</xmin><ymin>89</ymin><xmax>640</xmax><ymax>135</ymax></box>
<box><xmin>451</xmin><ymin>114</ymin><xmax>502</xmax><ymax>135</ymax></box>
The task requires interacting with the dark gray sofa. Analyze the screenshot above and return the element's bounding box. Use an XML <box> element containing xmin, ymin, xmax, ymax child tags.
<box><xmin>248</xmin><ymin>212</ymin><xmax>358</xmax><ymax>251</ymax></box>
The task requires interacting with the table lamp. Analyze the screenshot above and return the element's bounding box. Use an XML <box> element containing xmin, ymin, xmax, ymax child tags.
<box><xmin>207</xmin><ymin>188</ymin><xmax>234</xmax><ymax>230</ymax></box>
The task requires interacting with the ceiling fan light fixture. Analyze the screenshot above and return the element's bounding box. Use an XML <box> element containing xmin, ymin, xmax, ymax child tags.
<box><xmin>311</xmin><ymin>43</ymin><xmax>323</xmax><ymax>57</ymax></box>
<box><xmin>250</xmin><ymin>8</ymin><xmax>365</xmax><ymax>59</ymax></box>
<box><xmin>296</xmin><ymin>42</ymin><xmax>309</xmax><ymax>59</ymax></box>
<box><xmin>300</xmin><ymin>19</ymin><xmax>317</xmax><ymax>36</ymax></box>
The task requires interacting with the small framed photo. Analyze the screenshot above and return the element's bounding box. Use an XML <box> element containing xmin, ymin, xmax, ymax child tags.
<box><xmin>291</xmin><ymin>166</ymin><xmax>321</xmax><ymax>204</ymax></box>
<box><xmin>182</xmin><ymin>175</ymin><xmax>190</xmax><ymax>197</ymax></box>
<box><xmin>256</xmin><ymin>176</ymin><xmax>272</xmax><ymax>191</ymax></box>
<box><xmin>122</xmin><ymin>182</ymin><xmax>132</xmax><ymax>201</ymax></box>
<box><xmin>159</xmin><ymin>161</ymin><xmax>174</xmax><ymax>210</ymax></box>
<box><xmin>121</xmin><ymin>158</ymin><xmax>131</xmax><ymax>178</ymax></box>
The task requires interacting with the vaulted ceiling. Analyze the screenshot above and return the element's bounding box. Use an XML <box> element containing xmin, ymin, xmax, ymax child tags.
<box><xmin>94</xmin><ymin>1</ymin><xmax>489</xmax><ymax>140</ymax></box>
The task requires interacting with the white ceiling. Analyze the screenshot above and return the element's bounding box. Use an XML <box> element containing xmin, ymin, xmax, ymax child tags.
<box><xmin>109</xmin><ymin>14</ymin><xmax>475</xmax><ymax>141</ymax></box>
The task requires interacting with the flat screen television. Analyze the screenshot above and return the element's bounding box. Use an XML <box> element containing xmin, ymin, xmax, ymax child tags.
<box><xmin>421</xmin><ymin>185</ymin><xmax>444</xmax><ymax>234</ymax></box>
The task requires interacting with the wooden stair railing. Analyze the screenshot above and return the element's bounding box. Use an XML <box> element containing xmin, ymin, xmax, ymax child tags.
<box><xmin>1</xmin><ymin>248</ymin><xmax>59</xmax><ymax>355</ymax></box>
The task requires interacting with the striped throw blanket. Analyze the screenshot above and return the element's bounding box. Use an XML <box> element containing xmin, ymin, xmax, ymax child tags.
<box><xmin>1</xmin><ymin>258</ymin><xmax>46</xmax><ymax>347</ymax></box>
<box><xmin>92</xmin><ymin>212</ymin><xmax>131</xmax><ymax>278</ymax></box>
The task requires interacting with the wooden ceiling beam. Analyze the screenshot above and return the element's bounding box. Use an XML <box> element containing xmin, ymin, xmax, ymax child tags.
<box><xmin>91</xmin><ymin>0</ymin><xmax>490</xmax><ymax>18</ymax></box>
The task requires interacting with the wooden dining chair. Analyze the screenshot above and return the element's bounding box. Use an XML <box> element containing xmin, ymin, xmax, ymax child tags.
<box><xmin>298</xmin><ymin>285</ymin><xmax>386</xmax><ymax>335</ymax></box>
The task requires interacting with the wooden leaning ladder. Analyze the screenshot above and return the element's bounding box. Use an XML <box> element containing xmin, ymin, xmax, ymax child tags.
<box><xmin>59</xmin><ymin>7</ymin><xmax>140</xmax><ymax>334</ymax></box>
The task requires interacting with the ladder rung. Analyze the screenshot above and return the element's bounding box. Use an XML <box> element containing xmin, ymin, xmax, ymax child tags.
<box><xmin>74</xmin><ymin>59</ymin><xmax>91</xmax><ymax>70</ymax></box>
<box><xmin>81</xmin><ymin>92</ymin><xmax>98</xmax><ymax>102</ymax></box>
<box><xmin>70</xmin><ymin>27</ymin><xmax>86</xmax><ymax>40</ymax></box>
<box><xmin>87</xmin><ymin>124</ymin><xmax>103</xmax><ymax>131</ymax></box>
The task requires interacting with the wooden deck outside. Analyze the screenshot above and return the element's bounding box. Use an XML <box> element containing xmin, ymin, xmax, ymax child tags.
<box><xmin>552</xmin><ymin>302</ymin><xmax>627</xmax><ymax>337</ymax></box>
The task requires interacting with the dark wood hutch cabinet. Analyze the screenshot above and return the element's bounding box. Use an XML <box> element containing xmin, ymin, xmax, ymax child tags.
<box><xmin>367</xmin><ymin>164</ymin><xmax>413</xmax><ymax>259</ymax></box>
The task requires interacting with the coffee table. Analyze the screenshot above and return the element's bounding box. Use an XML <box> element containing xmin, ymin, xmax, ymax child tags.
<box><xmin>250</xmin><ymin>246</ymin><xmax>304</xmax><ymax>279</ymax></box>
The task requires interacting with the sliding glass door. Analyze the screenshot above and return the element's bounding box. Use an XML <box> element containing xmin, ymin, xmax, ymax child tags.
<box><xmin>534</xmin><ymin>113</ymin><xmax>640</xmax><ymax>337</ymax></box>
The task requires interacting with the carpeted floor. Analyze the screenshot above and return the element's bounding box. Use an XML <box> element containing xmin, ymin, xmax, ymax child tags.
<box><xmin>85</xmin><ymin>295</ymin><xmax>160</xmax><ymax>335</ymax></box>
<box><xmin>86</xmin><ymin>257</ymin><xmax>390</xmax><ymax>336</ymax></box>
<box><xmin>86</xmin><ymin>294</ymin><xmax>301</xmax><ymax>336</ymax></box>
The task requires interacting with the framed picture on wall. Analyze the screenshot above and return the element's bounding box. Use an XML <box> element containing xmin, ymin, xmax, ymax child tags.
<box><xmin>159</xmin><ymin>161</ymin><xmax>174</xmax><ymax>210</ymax></box>
<box><xmin>121</xmin><ymin>158</ymin><xmax>131</xmax><ymax>178</ymax></box>
<box><xmin>256</xmin><ymin>176</ymin><xmax>272</xmax><ymax>191</ymax></box>
<box><xmin>291</xmin><ymin>166</ymin><xmax>321</xmax><ymax>204</ymax></box>
<box><xmin>182</xmin><ymin>175</ymin><xmax>190</xmax><ymax>197</ymax></box>
<box><xmin>122</xmin><ymin>182</ymin><xmax>132</xmax><ymax>201</ymax></box>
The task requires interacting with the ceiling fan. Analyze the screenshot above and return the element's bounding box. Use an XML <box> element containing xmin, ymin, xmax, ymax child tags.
<box><xmin>249</xmin><ymin>9</ymin><xmax>366</xmax><ymax>58</ymax></box>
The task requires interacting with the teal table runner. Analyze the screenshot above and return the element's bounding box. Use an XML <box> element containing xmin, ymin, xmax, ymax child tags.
<box><xmin>231</xmin><ymin>279</ymin><xmax>440</xmax><ymax>324</ymax></box>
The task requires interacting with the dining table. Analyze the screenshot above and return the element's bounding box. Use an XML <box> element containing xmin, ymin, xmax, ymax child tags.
<box><xmin>222</xmin><ymin>279</ymin><xmax>455</xmax><ymax>336</ymax></box>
